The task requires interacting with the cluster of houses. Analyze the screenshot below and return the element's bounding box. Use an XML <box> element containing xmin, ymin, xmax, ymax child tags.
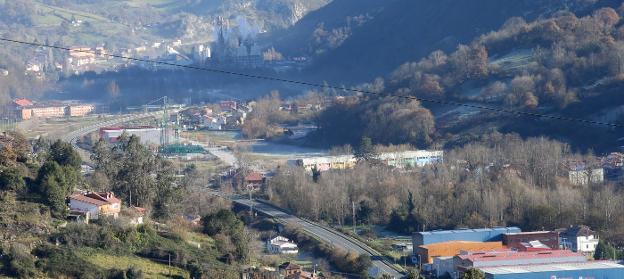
<box><xmin>408</xmin><ymin>226</ymin><xmax>622</xmax><ymax>279</ymax></box>
<box><xmin>6</xmin><ymin>98</ymin><xmax>95</xmax><ymax>120</ymax></box>
<box><xmin>178</xmin><ymin>101</ymin><xmax>249</xmax><ymax>131</ymax></box>
<box><xmin>565</xmin><ymin>152</ymin><xmax>624</xmax><ymax>185</ymax></box>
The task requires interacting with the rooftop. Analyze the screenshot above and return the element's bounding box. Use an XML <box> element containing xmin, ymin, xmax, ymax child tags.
<box><xmin>418</xmin><ymin>227</ymin><xmax>521</xmax><ymax>236</ymax></box>
<box><xmin>504</xmin><ymin>231</ymin><xmax>554</xmax><ymax>236</ymax></box>
<box><xmin>245</xmin><ymin>172</ymin><xmax>264</xmax><ymax>182</ymax></box>
<box><xmin>458</xmin><ymin>249</ymin><xmax>583</xmax><ymax>262</ymax></box>
<box><xmin>557</xmin><ymin>225</ymin><xmax>595</xmax><ymax>237</ymax></box>
<box><xmin>69</xmin><ymin>192</ymin><xmax>120</xmax><ymax>206</ymax></box>
<box><xmin>279</xmin><ymin>262</ymin><xmax>301</xmax><ymax>271</ymax></box>
<box><xmin>13</xmin><ymin>98</ymin><xmax>33</xmax><ymax>107</ymax></box>
<box><xmin>480</xmin><ymin>261</ymin><xmax>624</xmax><ymax>275</ymax></box>
<box><xmin>419</xmin><ymin>240</ymin><xmax>504</xmax><ymax>249</ymax></box>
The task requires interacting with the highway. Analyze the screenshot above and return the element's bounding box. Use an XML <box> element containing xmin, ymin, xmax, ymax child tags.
<box><xmin>210</xmin><ymin>191</ymin><xmax>404</xmax><ymax>278</ymax></box>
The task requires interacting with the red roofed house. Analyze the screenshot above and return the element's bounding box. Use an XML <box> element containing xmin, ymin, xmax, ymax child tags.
<box><xmin>69</xmin><ymin>192</ymin><xmax>121</xmax><ymax>219</ymax></box>
<box><xmin>14</xmin><ymin>98</ymin><xmax>33</xmax><ymax>107</ymax></box>
<box><xmin>219</xmin><ymin>100</ymin><xmax>237</xmax><ymax>112</ymax></box>
<box><xmin>244</xmin><ymin>172</ymin><xmax>264</xmax><ymax>188</ymax></box>
<box><xmin>278</xmin><ymin>262</ymin><xmax>319</xmax><ymax>279</ymax></box>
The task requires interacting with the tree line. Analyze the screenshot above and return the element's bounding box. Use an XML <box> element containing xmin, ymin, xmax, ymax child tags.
<box><xmin>268</xmin><ymin>133</ymin><xmax>624</xmax><ymax>246</ymax></box>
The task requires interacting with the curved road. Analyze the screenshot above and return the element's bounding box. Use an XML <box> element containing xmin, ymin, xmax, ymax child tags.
<box><xmin>61</xmin><ymin>111</ymin><xmax>164</xmax><ymax>143</ymax></box>
<box><xmin>61</xmin><ymin>111</ymin><xmax>165</xmax><ymax>163</ymax></box>
<box><xmin>211</xmin><ymin>191</ymin><xmax>404</xmax><ymax>278</ymax></box>
<box><xmin>61</xmin><ymin>113</ymin><xmax>404</xmax><ymax>278</ymax></box>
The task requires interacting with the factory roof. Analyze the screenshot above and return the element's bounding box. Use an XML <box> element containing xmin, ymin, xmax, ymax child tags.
<box><xmin>458</xmin><ymin>249</ymin><xmax>583</xmax><ymax>263</ymax></box>
<box><xmin>418</xmin><ymin>227</ymin><xmax>521</xmax><ymax>236</ymax></box>
<box><xmin>503</xmin><ymin>231</ymin><xmax>553</xmax><ymax>236</ymax></box>
<box><xmin>480</xmin><ymin>261</ymin><xmax>624</xmax><ymax>275</ymax></box>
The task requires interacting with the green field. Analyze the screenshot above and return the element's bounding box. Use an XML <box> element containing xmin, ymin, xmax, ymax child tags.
<box><xmin>76</xmin><ymin>248</ymin><xmax>190</xmax><ymax>279</ymax></box>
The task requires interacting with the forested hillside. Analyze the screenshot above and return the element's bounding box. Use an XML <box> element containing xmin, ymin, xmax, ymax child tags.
<box><xmin>274</xmin><ymin>0</ymin><xmax>621</xmax><ymax>82</ymax></box>
<box><xmin>310</xmin><ymin>5</ymin><xmax>624</xmax><ymax>152</ymax></box>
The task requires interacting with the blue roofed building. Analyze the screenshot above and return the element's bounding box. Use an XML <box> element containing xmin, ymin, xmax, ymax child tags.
<box><xmin>480</xmin><ymin>261</ymin><xmax>624</xmax><ymax>279</ymax></box>
<box><xmin>412</xmin><ymin>227</ymin><xmax>521</xmax><ymax>247</ymax></box>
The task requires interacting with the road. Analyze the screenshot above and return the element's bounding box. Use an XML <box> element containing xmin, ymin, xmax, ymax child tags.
<box><xmin>61</xmin><ymin>111</ymin><xmax>166</xmax><ymax>161</ymax></box>
<box><xmin>61</xmin><ymin>113</ymin><xmax>404</xmax><ymax>278</ymax></box>
<box><xmin>210</xmin><ymin>191</ymin><xmax>404</xmax><ymax>279</ymax></box>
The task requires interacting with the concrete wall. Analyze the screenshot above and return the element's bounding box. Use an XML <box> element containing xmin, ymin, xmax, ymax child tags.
<box><xmin>69</xmin><ymin>200</ymin><xmax>99</xmax><ymax>219</ymax></box>
<box><xmin>413</xmin><ymin>227</ymin><xmax>521</xmax><ymax>246</ymax></box>
<box><xmin>503</xmin><ymin>232</ymin><xmax>559</xmax><ymax>250</ymax></box>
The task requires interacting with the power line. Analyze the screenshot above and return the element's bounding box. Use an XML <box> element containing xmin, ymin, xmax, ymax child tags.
<box><xmin>0</xmin><ymin>37</ymin><xmax>622</xmax><ymax>128</ymax></box>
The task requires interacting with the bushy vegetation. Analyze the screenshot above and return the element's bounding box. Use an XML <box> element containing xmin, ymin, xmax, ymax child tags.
<box><xmin>285</xmin><ymin>226</ymin><xmax>372</xmax><ymax>278</ymax></box>
<box><xmin>313</xmin><ymin>96</ymin><xmax>435</xmax><ymax>148</ymax></box>
<box><xmin>91</xmin><ymin>134</ymin><xmax>182</xmax><ymax>220</ymax></box>
<box><xmin>202</xmin><ymin>209</ymin><xmax>251</xmax><ymax>264</ymax></box>
<box><xmin>241</xmin><ymin>91</ymin><xmax>323</xmax><ymax>139</ymax></box>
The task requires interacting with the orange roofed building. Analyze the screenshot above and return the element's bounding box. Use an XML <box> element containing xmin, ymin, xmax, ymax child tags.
<box><xmin>414</xmin><ymin>241</ymin><xmax>505</xmax><ymax>264</ymax></box>
<box><xmin>69</xmin><ymin>192</ymin><xmax>121</xmax><ymax>219</ymax></box>
<box><xmin>13</xmin><ymin>98</ymin><xmax>33</xmax><ymax>107</ymax></box>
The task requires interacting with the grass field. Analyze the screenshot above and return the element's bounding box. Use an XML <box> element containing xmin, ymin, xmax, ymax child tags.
<box><xmin>76</xmin><ymin>248</ymin><xmax>190</xmax><ymax>279</ymax></box>
<box><xmin>489</xmin><ymin>49</ymin><xmax>534</xmax><ymax>71</ymax></box>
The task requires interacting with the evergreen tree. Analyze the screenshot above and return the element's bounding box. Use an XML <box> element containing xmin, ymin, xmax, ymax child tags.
<box><xmin>49</xmin><ymin>140</ymin><xmax>81</xmax><ymax>170</ymax></box>
<box><xmin>37</xmin><ymin>161</ymin><xmax>73</xmax><ymax>217</ymax></box>
<box><xmin>594</xmin><ymin>240</ymin><xmax>618</xmax><ymax>260</ymax></box>
<box><xmin>151</xmin><ymin>160</ymin><xmax>181</xmax><ymax>220</ymax></box>
<box><xmin>0</xmin><ymin>166</ymin><xmax>25</xmax><ymax>191</ymax></box>
<box><xmin>354</xmin><ymin>136</ymin><xmax>378</xmax><ymax>162</ymax></box>
<box><xmin>311</xmin><ymin>165</ymin><xmax>321</xmax><ymax>183</ymax></box>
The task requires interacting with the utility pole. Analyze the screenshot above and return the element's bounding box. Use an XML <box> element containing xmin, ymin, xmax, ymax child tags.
<box><xmin>168</xmin><ymin>253</ymin><xmax>171</xmax><ymax>276</ymax></box>
<box><xmin>352</xmin><ymin>201</ymin><xmax>356</xmax><ymax>234</ymax></box>
<box><xmin>248</xmin><ymin>185</ymin><xmax>253</xmax><ymax>217</ymax></box>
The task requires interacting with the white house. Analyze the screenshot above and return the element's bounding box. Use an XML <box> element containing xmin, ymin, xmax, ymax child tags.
<box><xmin>558</xmin><ymin>225</ymin><xmax>600</xmax><ymax>256</ymax></box>
<box><xmin>567</xmin><ymin>162</ymin><xmax>604</xmax><ymax>186</ymax></box>
<box><xmin>68</xmin><ymin>192</ymin><xmax>121</xmax><ymax>220</ymax></box>
<box><xmin>202</xmin><ymin>115</ymin><xmax>227</xmax><ymax>130</ymax></box>
<box><xmin>267</xmin><ymin>236</ymin><xmax>298</xmax><ymax>254</ymax></box>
